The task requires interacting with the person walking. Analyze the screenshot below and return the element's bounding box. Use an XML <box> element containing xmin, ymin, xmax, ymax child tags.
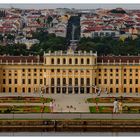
<box><xmin>113</xmin><ymin>98</ymin><xmax>118</xmax><ymax>114</ymax></box>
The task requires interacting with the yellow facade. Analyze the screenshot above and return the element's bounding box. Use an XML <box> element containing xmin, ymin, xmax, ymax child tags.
<box><xmin>0</xmin><ymin>50</ymin><xmax>140</xmax><ymax>95</ymax></box>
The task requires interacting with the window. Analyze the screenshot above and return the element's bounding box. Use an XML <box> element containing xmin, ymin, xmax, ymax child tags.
<box><xmin>136</xmin><ymin>69</ymin><xmax>138</xmax><ymax>72</ymax></box>
<box><xmin>81</xmin><ymin>78</ymin><xmax>84</xmax><ymax>85</ymax></box>
<box><xmin>69</xmin><ymin>58</ymin><xmax>72</xmax><ymax>64</ymax></box>
<box><xmin>135</xmin><ymin>79</ymin><xmax>138</xmax><ymax>84</ymax></box>
<box><xmin>15</xmin><ymin>79</ymin><xmax>17</xmax><ymax>84</ymax></box>
<box><xmin>3</xmin><ymin>79</ymin><xmax>5</xmax><ymax>84</ymax></box>
<box><xmin>81</xmin><ymin>58</ymin><xmax>84</xmax><ymax>64</ymax></box>
<box><xmin>15</xmin><ymin>88</ymin><xmax>17</xmax><ymax>93</ymax></box>
<box><xmin>75</xmin><ymin>58</ymin><xmax>78</xmax><ymax>64</ymax></box>
<box><xmin>123</xmin><ymin>88</ymin><xmax>126</xmax><ymax>93</ymax></box>
<box><xmin>57</xmin><ymin>69</ymin><xmax>60</xmax><ymax>72</ymax></box>
<box><xmin>110</xmin><ymin>79</ymin><xmax>113</xmax><ymax>84</ymax></box>
<box><xmin>15</xmin><ymin>73</ymin><xmax>17</xmax><ymax>76</ymax></box>
<box><xmin>22</xmin><ymin>88</ymin><xmax>25</xmax><ymax>93</ymax></box>
<box><xmin>22</xmin><ymin>79</ymin><xmax>25</xmax><ymax>84</ymax></box>
<box><xmin>57</xmin><ymin>58</ymin><xmax>60</xmax><ymax>64</ymax></box>
<box><xmin>130</xmin><ymin>79</ymin><xmax>132</xmax><ymax>84</ymax></box>
<box><xmin>130</xmin><ymin>88</ymin><xmax>132</xmax><ymax>93</ymax></box>
<box><xmin>28</xmin><ymin>79</ymin><xmax>31</xmax><ymax>84</ymax></box>
<box><xmin>63</xmin><ymin>78</ymin><xmax>66</xmax><ymax>85</ymax></box>
<box><xmin>104</xmin><ymin>68</ymin><xmax>107</xmax><ymax>72</ymax></box>
<box><xmin>63</xmin><ymin>58</ymin><xmax>66</xmax><ymax>64</ymax></box>
<box><xmin>40</xmin><ymin>79</ymin><xmax>43</xmax><ymax>84</ymax></box>
<box><xmin>136</xmin><ymin>88</ymin><xmax>138</xmax><ymax>93</ymax></box>
<box><xmin>69</xmin><ymin>78</ymin><xmax>72</xmax><ymax>85</ymax></box>
<box><xmin>51</xmin><ymin>58</ymin><xmax>54</xmax><ymax>64</ymax></box>
<box><xmin>51</xmin><ymin>69</ymin><xmax>54</xmax><ymax>72</ymax></box>
<box><xmin>3</xmin><ymin>87</ymin><xmax>5</xmax><ymax>92</ymax></box>
<box><xmin>9</xmin><ymin>79</ymin><xmax>12</xmax><ymax>84</ymax></box>
<box><xmin>124</xmin><ymin>68</ymin><xmax>126</xmax><ymax>72</ymax></box>
<box><xmin>9</xmin><ymin>87</ymin><xmax>11</xmax><ymax>92</ymax></box>
<box><xmin>28</xmin><ymin>69</ymin><xmax>31</xmax><ymax>72</ymax></box>
<box><xmin>87</xmin><ymin>58</ymin><xmax>90</xmax><ymax>64</ymax></box>
<box><xmin>116</xmin><ymin>69</ymin><xmax>119</xmax><ymax>72</ymax></box>
<box><xmin>87</xmin><ymin>78</ymin><xmax>90</xmax><ymax>85</ymax></box>
<box><xmin>104</xmin><ymin>79</ymin><xmax>107</xmax><ymax>84</ymax></box>
<box><xmin>75</xmin><ymin>78</ymin><xmax>78</xmax><ymax>85</ymax></box>
<box><xmin>51</xmin><ymin>78</ymin><xmax>54</xmax><ymax>85</ymax></box>
<box><xmin>57</xmin><ymin>78</ymin><xmax>60</xmax><ymax>85</ymax></box>
<box><xmin>22</xmin><ymin>69</ymin><xmax>25</xmax><ymax>72</ymax></box>
<box><xmin>124</xmin><ymin>79</ymin><xmax>126</xmax><ymax>84</ymax></box>
<box><xmin>130</xmin><ymin>69</ymin><xmax>132</xmax><ymax>72</ymax></box>
<box><xmin>28</xmin><ymin>88</ymin><xmax>31</xmax><ymax>93</ymax></box>
<box><xmin>110</xmin><ymin>88</ymin><xmax>113</xmax><ymax>93</ymax></box>
<box><xmin>98</xmin><ymin>79</ymin><xmax>101</xmax><ymax>84</ymax></box>
<box><xmin>116</xmin><ymin>79</ymin><xmax>119</xmax><ymax>84</ymax></box>
<box><xmin>116</xmin><ymin>88</ymin><xmax>119</xmax><ymax>93</ymax></box>
<box><xmin>110</xmin><ymin>69</ymin><xmax>113</xmax><ymax>72</ymax></box>
<box><xmin>34</xmin><ymin>68</ymin><xmax>37</xmax><ymax>72</ymax></box>
<box><xmin>99</xmin><ymin>69</ymin><xmax>101</xmax><ymax>72</ymax></box>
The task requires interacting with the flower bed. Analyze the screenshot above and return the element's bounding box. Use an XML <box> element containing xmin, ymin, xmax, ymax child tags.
<box><xmin>89</xmin><ymin>106</ymin><xmax>140</xmax><ymax>113</ymax></box>
<box><xmin>0</xmin><ymin>105</ymin><xmax>51</xmax><ymax>113</ymax></box>
<box><xmin>0</xmin><ymin>97</ymin><xmax>53</xmax><ymax>103</ymax></box>
<box><xmin>87</xmin><ymin>97</ymin><xmax>140</xmax><ymax>103</ymax></box>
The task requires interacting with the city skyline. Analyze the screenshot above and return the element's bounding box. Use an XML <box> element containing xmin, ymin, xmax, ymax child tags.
<box><xmin>1</xmin><ymin>4</ymin><xmax>140</xmax><ymax>9</ymax></box>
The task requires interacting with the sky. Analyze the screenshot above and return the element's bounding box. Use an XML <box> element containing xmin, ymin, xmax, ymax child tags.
<box><xmin>1</xmin><ymin>4</ymin><xmax>140</xmax><ymax>9</ymax></box>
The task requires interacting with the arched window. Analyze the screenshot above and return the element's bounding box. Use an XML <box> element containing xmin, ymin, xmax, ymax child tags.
<box><xmin>57</xmin><ymin>58</ymin><xmax>60</xmax><ymax>64</ymax></box>
<box><xmin>57</xmin><ymin>78</ymin><xmax>60</xmax><ymax>85</ymax></box>
<box><xmin>63</xmin><ymin>58</ymin><xmax>66</xmax><ymax>64</ymax></box>
<box><xmin>75</xmin><ymin>78</ymin><xmax>78</xmax><ymax>85</ymax></box>
<box><xmin>51</xmin><ymin>58</ymin><xmax>54</xmax><ymax>64</ymax></box>
<box><xmin>81</xmin><ymin>78</ymin><xmax>84</xmax><ymax>85</ymax></box>
<box><xmin>51</xmin><ymin>78</ymin><xmax>54</xmax><ymax>85</ymax></box>
<box><xmin>69</xmin><ymin>58</ymin><xmax>72</xmax><ymax>64</ymax></box>
<box><xmin>81</xmin><ymin>58</ymin><xmax>84</xmax><ymax>64</ymax></box>
<box><xmin>75</xmin><ymin>58</ymin><xmax>78</xmax><ymax>64</ymax></box>
<box><xmin>69</xmin><ymin>78</ymin><xmax>72</xmax><ymax>85</ymax></box>
<box><xmin>87</xmin><ymin>58</ymin><xmax>90</xmax><ymax>64</ymax></box>
<box><xmin>87</xmin><ymin>78</ymin><xmax>90</xmax><ymax>85</ymax></box>
<box><xmin>63</xmin><ymin>78</ymin><xmax>66</xmax><ymax>85</ymax></box>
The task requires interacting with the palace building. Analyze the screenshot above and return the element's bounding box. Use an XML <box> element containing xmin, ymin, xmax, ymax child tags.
<box><xmin>0</xmin><ymin>49</ymin><xmax>140</xmax><ymax>95</ymax></box>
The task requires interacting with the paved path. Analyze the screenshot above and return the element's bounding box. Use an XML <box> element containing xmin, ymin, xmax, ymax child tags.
<box><xmin>0</xmin><ymin>113</ymin><xmax>140</xmax><ymax>120</ymax></box>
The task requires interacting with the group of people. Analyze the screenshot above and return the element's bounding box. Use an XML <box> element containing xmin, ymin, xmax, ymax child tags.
<box><xmin>113</xmin><ymin>98</ymin><xmax>123</xmax><ymax>114</ymax></box>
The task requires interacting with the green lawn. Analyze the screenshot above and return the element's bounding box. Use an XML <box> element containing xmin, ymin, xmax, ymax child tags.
<box><xmin>0</xmin><ymin>97</ymin><xmax>53</xmax><ymax>103</ymax></box>
<box><xmin>0</xmin><ymin>106</ymin><xmax>51</xmax><ymax>113</ymax></box>
<box><xmin>89</xmin><ymin>106</ymin><xmax>140</xmax><ymax>114</ymax></box>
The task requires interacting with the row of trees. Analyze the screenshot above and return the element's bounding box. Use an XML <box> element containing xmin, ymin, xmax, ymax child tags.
<box><xmin>0</xmin><ymin>32</ymin><xmax>67</xmax><ymax>56</ymax></box>
<box><xmin>1</xmin><ymin>30</ymin><xmax>140</xmax><ymax>56</ymax></box>
<box><xmin>76</xmin><ymin>37</ymin><xmax>140</xmax><ymax>56</ymax></box>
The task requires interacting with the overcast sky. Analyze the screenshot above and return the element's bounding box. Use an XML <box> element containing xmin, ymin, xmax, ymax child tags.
<box><xmin>0</xmin><ymin>4</ymin><xmax>140</xmax><ymax>9</ymax></box>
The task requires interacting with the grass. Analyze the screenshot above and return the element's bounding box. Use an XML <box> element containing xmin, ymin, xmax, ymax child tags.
<box><xmin>89</xmin><ymin>106</ymin><xmax>140</xmax><ymax>114</ymax></box>
<box><xmin>0</xmin><ymin>97</ymin><xmax>53</xmax><ymax>103</ymax></box>
<box><xmin>0</xmin><ymin>106</ymin><xmax>51</xmax><ymax>113</ymax></box>
<box><xmin>87</xmin><ymin>97</ymin><xmax>140</xmax><ymax>103</ymax></box>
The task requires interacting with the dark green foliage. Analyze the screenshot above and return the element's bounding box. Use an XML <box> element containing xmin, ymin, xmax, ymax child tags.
<box><xmin>77</xmin><ymin>37</ymin><xmax>140</xmax><ymax>56</ymax></box>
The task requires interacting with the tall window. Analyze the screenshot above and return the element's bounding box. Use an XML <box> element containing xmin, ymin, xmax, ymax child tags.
<box><xmin>63</xmin><ymin>78</ymin><xmax>66</xmax><ymax>85</ymax></box>
<box><xmin>75</xmin><ymin>58</ymin><xmax>78</xmax><ymax>64</ymax></box>
<box><xmin>81</xmin><ymin>58</ymin><xmax>84</xmax><ymax>64</ymax></box>
<box><xmin>51</xmin><ymin>78</ymin><xmax>54</xmax><ymax>85</ymax></box>
<box><xmin>69</xmin><ymin>78</ymin><xmax>72</xmax><ymax>85</ymax></box>
<box><xmin>75</xmin><ymin>78</ymin><xmax>78</xmax><ymax>85</ymax></box>
<box><xmin>63</xmin><ymin>58</ymin><xmax>66</xmax><ymax>64</ymax></box>
<box><xmin>51</xmin><ymin>58</ymin><xmax>54</xmax><ymax>64</ymax></box>
<box><xmin>57</xmin><ymin>78</ymin><xmax>60</xmax><ymax>85</ymax></box>
<box><xmin>69</xmin><ymin>58</ymin><xmax>72</xmax><ymax>64</ymax></box>
<box><xmin>87</xmin><ymin>78</ymin><xmax>90</xmax><ymax>85</ymax></box>
<box><xmin>81</xmin><ymin>78</ymin><xmax>84</xmax><ymax>85</ymax></box>
<box><xmin>87</xmin><ymin>58</ymin><xmax>90</xmax><ymax>64</ymax></box>
<box><xmin>57</xmin><ymin>58</ymin><xmax>60</xmax><ymax>64</ymax></box>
